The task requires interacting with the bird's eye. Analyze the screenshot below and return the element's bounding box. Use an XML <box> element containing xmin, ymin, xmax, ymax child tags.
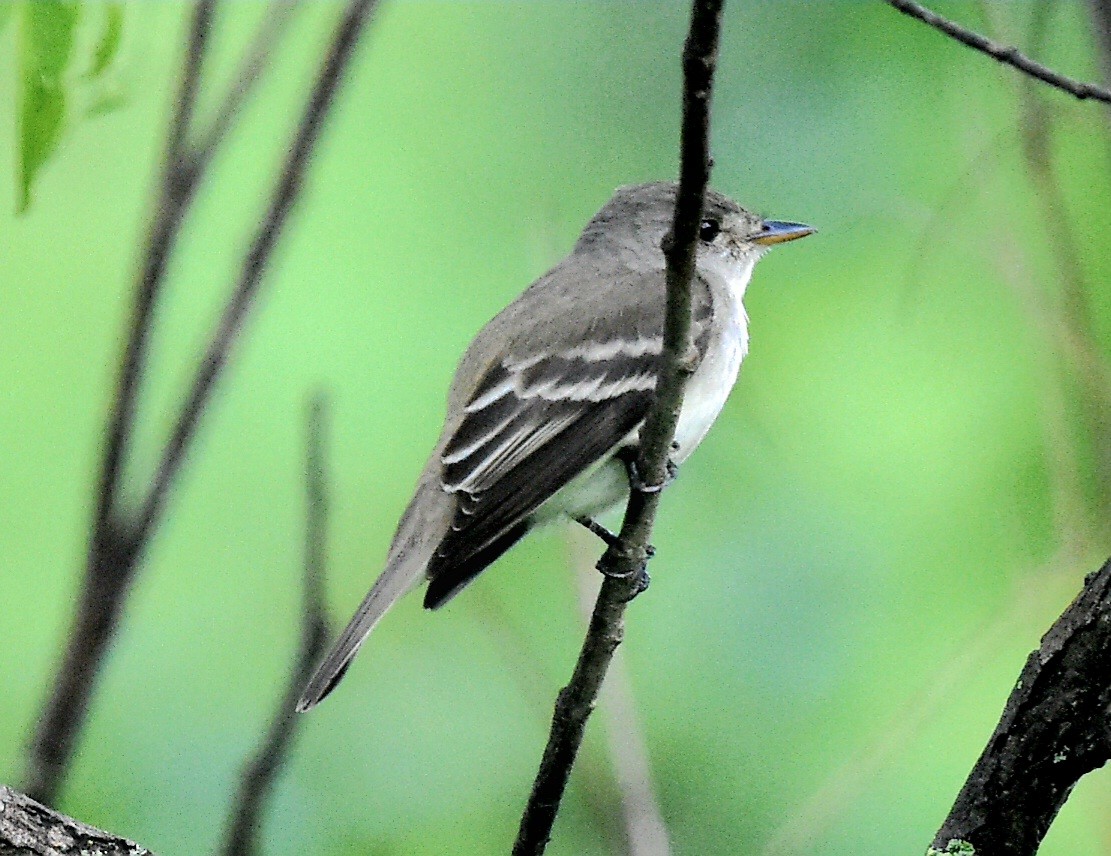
<box><xmin>699</xmin><ymin>218</ymin><xmax>721</xmax><ymax>242</ymax></box>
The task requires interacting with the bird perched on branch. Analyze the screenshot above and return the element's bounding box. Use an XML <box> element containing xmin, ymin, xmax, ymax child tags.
<box><xmin>297</xmin><ymin>181</ymin><xmax>812</xmax><ymax>711</ymax></box>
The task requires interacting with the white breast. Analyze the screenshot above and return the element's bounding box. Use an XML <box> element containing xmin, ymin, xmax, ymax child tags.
<box><xmin>536</xmin><ymin>253</ymin><xmax>756</xmax><ymax>525</ymax></box>
<box><xmin>672</xmin><ymin>255</ymin><xmax>754</xmax><ymax>462</ymax></box>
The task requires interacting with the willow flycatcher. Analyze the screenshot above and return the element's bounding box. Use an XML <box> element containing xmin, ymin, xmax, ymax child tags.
<box><xmin>297</xmin><ymin>181</ymin><xmax>813</xmax><ymax>711</ymax></box>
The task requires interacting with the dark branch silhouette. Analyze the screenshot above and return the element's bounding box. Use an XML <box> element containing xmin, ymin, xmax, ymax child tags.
<box><xmin>23</xmin><ymin>0</ymin><xmax>219</xmax><ymax>803</ymax></box>
<box><xmin>0</xmin><ymin>785</ymin><xmax>154</xmax><ymax>855</ymax></box>
<box><xmin>1091</xmin><ymin>0</ymin><xmax>1111</xmax><ymax>85</ymax></box>
<box><xmin>194</xmin><ymin>0</ymin><xmax>300</xmax><ymax>162</ymax></box>
<box><xmin>133</xmin><ymin>0</ymin><xmax>380</xmax><ymax>543</ymax></box>
<box><xmin>885</xmin><ymin>0</ymin><xmax>1111</xmax><ymax>104</ymax></box>
<box><xmin>930</xmin><ymin>558</ymin><xmax>1111</xmax><ymax>854</ymax></box>
<box><xmin>220</xmin><ymin>394</ymin><xmax>331</xmax><ymax>856</ymax></box>
<box><xmin>23</xmin><ymin>0</ymin><xmax>377</xmax><ymax>805</ymax></box>
<box><xmin>512</xmin><ymin>1</ymin><xmax>725</xmax><ymax>853</ymax></box>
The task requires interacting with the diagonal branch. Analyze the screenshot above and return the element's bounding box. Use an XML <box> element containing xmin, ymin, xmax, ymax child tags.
<box><xmin>94</xmin><ymin>0</ymin><xmax>215</xmax><ymax>569</ymax></box>
<box><xmin>0</xmin><ymin>785</ymin><xmax>155</xmax><ymax>856</ymax></box>
<box><xmin>930</xmin><ymin>557</ymin><xmax>1111</xmax><ymax>854</ymax></box>
<box><xmin>133</xmin><ymin>0</ymin><xmax>379</xmax><ymax>544</ymax></box>
<box><xmin>884</xmin><ymin>0</ymin><xmax>1111</xmax><ymax>105</ymax></box>
<box><xmin>23</xmin><ymin>0</ymin><xmax>373</xmax><ymax>807</ymax></box>
<box><xmin>220</xmin><ymin>394</ymin><xmax>331</xmax><ymax>856</ymax></box>
<box><xmin>23</xmin><ymin>0</ymin><xmax>219</xmax><ymax>804</ymax></box>
<box><xmin>192</xmin><ymin>0</ymin><xmax>301</xmax><ymax>173</ymax></box>
<box><xmin>511</xmin><ymin>2</ymin><xmax>725</xmax><ymax>853</ymax></box>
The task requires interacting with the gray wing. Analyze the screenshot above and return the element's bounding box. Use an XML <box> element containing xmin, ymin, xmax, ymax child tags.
<box><xmin>424</xmin><ymin>272</ymin><xmax>715</xmax><ymax>607</ymax></box>
<box><xmin>299</xmin><ymin>260</ymin><xmax>715</xmax><ymax>709</ymax></box>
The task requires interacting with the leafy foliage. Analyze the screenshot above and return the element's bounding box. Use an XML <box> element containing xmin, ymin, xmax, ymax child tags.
<box><xmin>17</xmin><ymin>1</ymin><xmax>78</xmax><ymax>213</ymax></box>
<box><xmin>14</xmin><ymin>1</ymin><xmax>127</xmax><ymax>213</ymax></box>
<box><xmin>87</xmin><ymin>2</ymin><xmax>123</xmax><ymax>80</ymax></box>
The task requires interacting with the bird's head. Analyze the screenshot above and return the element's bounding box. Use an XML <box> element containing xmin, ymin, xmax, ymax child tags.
<box><xmin>578</xmin><ymin>181</ymin><xmax>813</xmax><ymax>268</ymax></box>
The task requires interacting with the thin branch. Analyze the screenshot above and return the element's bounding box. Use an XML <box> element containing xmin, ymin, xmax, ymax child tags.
<box><xmin>92</xmin><ymin>0</ymin><xmax>217</xmax><ymax>552</ymax></box>
<box><xmin>22</xmin><ymin>0</ymin><xmax>372</xmax><ymax>806</ymax></box>
<box><xmin>511</xmin><ymin>2</ymin><xmax>725</xmax><ymax>853</ymax></box>
<box><xmin>134</xmin><ymin>0</ymin><xmax>380</xmax><ymax>543</ymax></box>
<box><xmin>884</xmin><ymin>0</ymin><xmax>1111</xmax><ymax>104</ymax></box>
<box><xmin>0</xmin><ymin>785</ymin><xmax>155</xmax><ymax>855</ymax></box>
<box><xmin>22</xmin><ymin>0</ymin><xmax>218</xmax><ymax>804</ymax></box>
<box><xmin>192</xmin><ymin>0</ymin><xmax>301</xmax><ymax>169</ymax></box>
<box><xmin>930</xmin><ymin>557</ymin><xmax>1111</xmax><ymax>854</ymax></box>
<box><xmin>220</xmin><ymin>394</ymin><xmax>331</xmax><ymax>856</ymax></box>
<box><xmin>569</xmin><ymin>532</ymin><xmax>671</xmax><ymax>856</ymax></box>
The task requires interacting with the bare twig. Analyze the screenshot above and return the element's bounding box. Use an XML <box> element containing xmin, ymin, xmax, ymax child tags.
<box><xmin>884</xmin><ymin>0</ymin><xmax>1111</xmax><ymax>104</ymax></box>
<box><xmin>134</xmin><ymin>0</ymin><xmax>379</xmax><ymax>542</ymax></box>
<box><xmin>23</xmin><ymin>0</ymin><xmax>373</xmax><ymax>805</ymax></box>
<box><xmin>511</xmin><ymin>2</ymin><xmax>725</xmax><ymax>853</ymax></box>
<box><xmin>0</xmin><ymin>785</ymin><xmax>155</xmax><ymax>855</ymax></box>
<box><xmin>193</xmin><ymin>0</ymin><xmax>301</xmax><ymax>167</ymax></box>
<box><xmin>221</xmin><ymin>394</ymin><xmax>331</xmax><ymax>856</ymax></box>
<box><xmin>1089</xmin><ymin>0</ymin><xmax>1111</xmax><ymax>86</ymax></box>
<box><xmin>930</xmin><ymin>557</ymin><xmax>1111</xmax><ymax>854</ymax></box>
<box><xmin>23</xmin><ymin>0</ymin><xmax>218</xmax><ymax>803</ymax></box>
<box><xmin>569</xmin><ymin>532</ymin><xmax>671</xmax><ymax>856</ymax></box>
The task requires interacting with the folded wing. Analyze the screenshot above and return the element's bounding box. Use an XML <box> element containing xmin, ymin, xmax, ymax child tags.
<box><xmin>425</xmin><ymin>338</ymin><xmax>662</xmax><ymax>606</ymax></box>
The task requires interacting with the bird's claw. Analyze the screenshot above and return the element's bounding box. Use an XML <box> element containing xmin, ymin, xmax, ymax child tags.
<box><xmin>595</xmin><ymin>541</ymin><xmax>653</xmax><ymax>601</ymax></box>
<box><xmin>624</xmin><ymin>452</ymin><xmax>678</xmax><ymax>495</ymax></box>
<box><xmin>595</xmin><ymin>557</ymin><xmax>652</xmax><ymax>601</ymax></box>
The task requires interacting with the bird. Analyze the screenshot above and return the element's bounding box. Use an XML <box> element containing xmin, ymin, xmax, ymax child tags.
<box><xmin>297</xmin><ymin>181</ymin><xmax>813</xmax><ymax>711</ymax></box>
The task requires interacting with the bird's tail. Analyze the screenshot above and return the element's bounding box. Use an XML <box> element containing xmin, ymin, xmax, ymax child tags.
<box><xmin>295</xmin><ymin>551</ymin><xmax>423</xmax><ymax>711</ymax></box>
<box><xmin>296</xmin><ymin>477</ymin><xmax>446</xmax><ymax>712</ymax></box>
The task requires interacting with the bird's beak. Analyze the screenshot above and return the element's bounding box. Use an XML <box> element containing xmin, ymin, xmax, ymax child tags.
<box><xmin>753</xmin><ymin>220</ymin><xmax>815</xmax><ymax>246</ymax></box>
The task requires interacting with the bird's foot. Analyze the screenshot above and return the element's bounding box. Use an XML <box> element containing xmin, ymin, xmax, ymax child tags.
<box><xmin>621</xmin><ymin>445</ymin><xmax>679</xmax><ymax>495</ymax></box>
<box><xmin>595</xmin><ymin>540</ymin><xmax>654</xmax><ymax>601</ymax></box>
<box><xmin>595</xmin><ymin>558</ymin><xmax>651</xmax><ymax>601</ymax></box>
<box><xmin>575</xmin><ymin>516</ymin><xmax>621</xmax><ymax>548</ymax></box>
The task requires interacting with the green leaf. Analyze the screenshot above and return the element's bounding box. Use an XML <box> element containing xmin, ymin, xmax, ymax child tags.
<box><xmin>18</xmin><ymin>0</ymin><xmax>79</xmax><ymax>214</ymax></box>
<box><xmin>0</xmin><ymin>3</ymin><xmax>14</xmax><ymax>35</ymax></box>
<box><xmin>86</xmin><ymin>1</ymin><xmax>122</xmax><ymax>80</ymax></box>
<box><xmin>86</xmin><ymin>90</ymin><xmax>125</xmax><ymax>118</ymax></box>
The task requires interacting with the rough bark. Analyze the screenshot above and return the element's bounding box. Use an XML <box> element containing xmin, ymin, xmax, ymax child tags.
<box><xmin>0</xmin><ymin>786</ymin><xmax>153</xmax><ymax>856</ymax></box>
<box><xmin>931</xmin><ymin>559</ymin><xmax>1111</xmax><ymax>854</ymax></box>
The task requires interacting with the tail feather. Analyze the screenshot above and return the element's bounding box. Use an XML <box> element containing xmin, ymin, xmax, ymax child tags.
<box><xmin>297</xmin><ymin>474</ymin><xmax>448</xmax><ymax>712</ymax></box>
<box><xmin>296</xmin><ymin>550</ymin><xmax>425</xmax><ymax>711</ymax></box>
<box><xmin>423</xmin><ymin>520</ymin><xmax>531</xmax><ymax>609</ymax></box>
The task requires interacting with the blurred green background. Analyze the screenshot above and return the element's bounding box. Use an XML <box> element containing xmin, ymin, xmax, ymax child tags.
<box><xmin>4</xmin><ymin>1</ymin><xmax>1111</xmax><ymax>853</ymax></box>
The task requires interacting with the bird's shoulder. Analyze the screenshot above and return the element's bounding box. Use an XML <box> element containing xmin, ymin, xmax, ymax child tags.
<box><xmin>446</xmin><ymin>250</ymin><xmax>713</xmax><ymax>417</ymax></box>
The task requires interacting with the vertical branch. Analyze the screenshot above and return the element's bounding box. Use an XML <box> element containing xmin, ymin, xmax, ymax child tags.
<box><xmin>511</xmin><ymin>2</ymin><xmax>725</xmax><ymax>854</ymax></box>
<box><xmin>220</xmin><ymin>394</ymin><xmax>331</xmax><ymax>856</ymax></box>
